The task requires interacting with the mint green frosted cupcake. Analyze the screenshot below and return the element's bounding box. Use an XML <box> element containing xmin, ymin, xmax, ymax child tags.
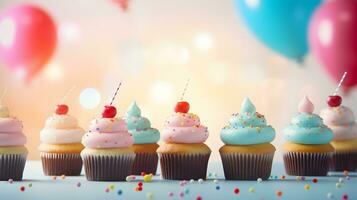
<box><xmin>219</xmin><ymin>97</ymin><xmax>276</xmax><ymax>180</ymax></box>
<box><xmin>125</xmin><ymin>102</ymin><xmax>160</xmax><ymax>175</ymax></box>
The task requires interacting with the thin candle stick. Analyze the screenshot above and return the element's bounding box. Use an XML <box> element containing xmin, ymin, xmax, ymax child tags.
<box><xmin>110</xmin><ymin>82</ymin><xmax>122</xmax><ymax>105</ymax></box>
<box><xmin>60</xmin><ymin>86</ymin><xmax>76</xmax><ymax>104</ymax></box>
<box><xmin>333</xmin><ymin>72</ymin><xmax>347</xmax><ymax>95</ymax></box>
<box><xmin>180</xmin><ymin>78</ymin><xmax>190</xmax><ymax>101</ymax></box>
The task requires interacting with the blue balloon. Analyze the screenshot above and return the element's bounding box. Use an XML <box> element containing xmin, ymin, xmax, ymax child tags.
<box><xmin>234</xmin><ymin>0</ymin><xmax>321</xmax><ymax>61</ymax></box>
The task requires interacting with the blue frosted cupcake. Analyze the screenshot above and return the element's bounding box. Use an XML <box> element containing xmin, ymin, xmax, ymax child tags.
<box><xmin>219</xmin><ymin>97</ymin><xmax>276</xmax><ymax>180</ymax></box>
<box><xmin>125</xmin><ymin>102</ymin><xmax>160</xmax><ymax>175</ymax></box>
<box><xmin>283</xmin><ymin>96</ymin><xmax>334</xmax><ymax>176</ymax></box>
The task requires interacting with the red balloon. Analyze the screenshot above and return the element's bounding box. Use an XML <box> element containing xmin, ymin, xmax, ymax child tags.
<box><xmin>0</xmin><ymin>4</ymin><xmax>57</xmax><ymax>81</ymax></box>
<box><xmin>309</xmin><ymin>0</ymin><xmax>357</xmax><ymax>92</ymax></box>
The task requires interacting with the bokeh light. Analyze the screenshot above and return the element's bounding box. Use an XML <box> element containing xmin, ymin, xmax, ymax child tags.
<box><xmin>58</xmin><ymin>22</ymin><xmax>81</xmax><ymax>43</ymax></box>
<box><xmin>149</xmin><ymin>81</ymin><xmax>174</xmax><ymax>104</ymax></box>
<box><xmin>79</xmin><ymin>88</ymin><xmax>101</xmax><ymax>109</ymax></box>
<box><xmin>194</xmin><ymin>32</ymin><xmax>213</xmax><ymax>51</ymax></box>
<box><xmin>43</xmin><ymin>62</ymin><xmax>63</xmax><ymax>81</ymax></box>
<box><xmin>0</xmin><ymin>18</ymin><xmax>15</xmax><ymax>47</ymax></box>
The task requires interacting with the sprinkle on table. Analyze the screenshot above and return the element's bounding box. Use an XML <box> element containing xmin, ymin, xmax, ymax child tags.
<box><xmin>342</xmin><ymin>194</ymin><xmax>349</xmax><ymax>200</ymax></box>
<box><xmin>327</xmin><ymin>192</ymin><xmax>334</xmax><ymax>199</ymax></box>
<box><xmin>8</xmin><ymin>179</ymin><xmax>13</xmax><ymax>184</ymax></box>
<box><xmin>233</xmin><ymin>187</ymin><xmax>240</xmax><ymax>194</ymax></box>
<box><xmin>257</xmin><ymin>178</ymin><xmax>263</xmax><ymax>183</ymax></box>
<box><xmin>198</xmin><ymin>179</ymin><xmax>204</xmax><ymax>184</ymax></box>
<box><xmin>248</xmin><ymin>187</ymin><xmax>255</xmax><ymax>193</ymax></box>
<box><xmin>28</xmin><ymin>183</ymin><xmax>32</xmax><ymax>188</ymax></box>
<box><xmin>304</xmin><ymin>184</ymin><xmax>311</xmax><ymax>190</ymax></box>
<box><xmin>168</xmin><ymin>192</ymin><xmax>174</xmax><ymax>197</ymax></box>
<box><xmin>196</xmin><ymin>196</ymin><xmax>203</xmax><ymax>200</ymax></box>
<box><xmin>336</xmin><ymin>182</ymin><xmax>342</xmax><ymax>188</ymax></box>
<box><xmin>312</xmin><ymin>178</ymin><xmax>318</xmax><ymax>183</ymax></box>
<box><xmin>215</xmin><ymin>185</ymin><xmax>220</xmax><ymax>190</ymax></box>
<box><xmin>76</xmin><ymin>182</ymin><xmax>81</xmax><ymax>187</ymax></box>
<box><xmin>143</xmin><ymin>174</ymin><xmax>153</xmax><ymax>182</ymax></box>
<box><xmin>146</xmin><ymin>192</ymin><xmax>154</xmax><ymax>199</ymax></box>
<box><xmin>276</xmin><ymin>190</ymin><xmax>282</xmax><ymax>197</ymax></box>
<box><xmin>20</xmin><ymin>186</ymin><xmax>25</xmax><ymax>192</ymax></box>
<box><xmin>179</xmin><ymin>191</ymin><xmax>185</xmax><ymax>197</ymax></box>
<box><xmin>117</xmin><ymin>189</ymin><xmax>123</xmax><ymax>195</ymax></box>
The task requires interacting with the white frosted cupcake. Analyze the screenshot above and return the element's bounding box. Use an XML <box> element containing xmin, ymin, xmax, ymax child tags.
<box><xmin>39</xmin><ymin>104</ymin><xmax>85</xmax><ymax>176</ymax></box>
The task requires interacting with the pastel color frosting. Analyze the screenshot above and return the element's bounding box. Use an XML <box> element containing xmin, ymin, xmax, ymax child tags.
<box><xmin>82</xmin><ymin>117</ymin><xmax>134</xmax><ymax>149</ymax></box>
<box><xmin>284</xmin><ymin>96</ymin><xmax>333</xmax><ymax>145</ymax></box>
<box><xmin>320</xmin><ymin>105</ymin><xmax>357</xmax><ymax>141</ymax></box>
<box><xmin>162</xmin><ymin>111</ymin><xmax>209</xmax><ymax>144</ymax></box>
<box><xmin>40</xmin><ymin>114</ymin><xmax>85</xmax><ymax>144</ymax></box>
<box><xmin>125</xmin><ymin>102</ymin><xmax>160</xmax><ymax>144</ymax></box>
<box><xmin>220</xmin><ymin>97</ymin><xmax>275</xmax><ymax>145</ymax></box>
<box><xmin>0</xmin><ymin>106</ymin><xmax>26</xmax><ymax>147</ymax></box>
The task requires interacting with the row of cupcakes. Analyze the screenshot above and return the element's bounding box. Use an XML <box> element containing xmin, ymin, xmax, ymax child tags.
<box><xmin>0</xmin><ymin>92</ymin><xmax>356</xmax><ymax>181</ymax></box>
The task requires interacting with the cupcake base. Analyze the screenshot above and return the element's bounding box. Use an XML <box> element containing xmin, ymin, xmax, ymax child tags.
<box><xmin>0</xmin><ymin>154</ymin><xmax>27</xmax><ymax>181</ymax></box>
<box><xmin>220</xmin><ymin>152</ymin><xmax>274</xmax><ymax>180</ymax></box>
<box><xmin>330</xmin><ymin>151</ymin><xmax>357</xmax><ymax>172</ymax></box>
<box><xmin>41</xmin><ymin>152</ymin><xmax>83</xmax><ymax>176</ymax></box>
<box><xmin>283</xmin><ymin>152</ymin><xmax>331</xmax><ymax>176</ymax></box>
<box><xmin>82</xmin><ymin>153</ymin><xmax>135</xmax><ymax>181</ymax></box>
<box><xmin>131</xmin><ymin>152</ymin><xmax>158</xmax><ymax>175</ymax></box>
<box><xmin>159</xmin><ymin>153</ymin><xmax>210</xmax><ymax>180</ymax></box>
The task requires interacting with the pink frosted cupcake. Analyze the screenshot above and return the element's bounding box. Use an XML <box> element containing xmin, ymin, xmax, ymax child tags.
<box><xmin>157</xmin><ymin>101</ymin><xmax>211</xmax><ymax>180</ymax></box>
<box><xmin>0</xmin><ymin>105</ymin><xmax>28</xmax><ymax>181</ymax></box>
<box><xmin>81</xmin><ymin>105</ymin><xmax>135</xmax><ymax>181</ymax></box>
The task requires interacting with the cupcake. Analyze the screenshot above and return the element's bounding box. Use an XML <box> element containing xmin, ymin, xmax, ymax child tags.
<box><xmin>219</xmin><ymin>97</ymin><xmax>276</xmax><ymax>180</ymax></box>
<box><xmin>157</xmin><ymin>101</ymin><xmax>211</xmax><ymax>180</ymax></box>
<box><xmin>283</xmin><ymin>96</ymin><xmax>334</xmax><ymax>176</ymax></box>
<box><xmin>38</xmin><ymin>104</ymin><xmax>85</xmax><ymax>176</ymax></box>
<box><xmin>0</xmin><ymin>105</ymin><xmax>27</xmax><ymax>181</ymax></box>
<box><xmin>81</xmin><ymin>105</ymin><xmax>135</xmax><ymax>181</ymax></box>
<box><xmin>320</xmin><ymin>95</ymin><xmax>357</xmax><ymax>171</ymax></box>
<box><xmin>125</xmin><ymin>102</ymin><xmax>160</xmax><ymax>175</ymax></box>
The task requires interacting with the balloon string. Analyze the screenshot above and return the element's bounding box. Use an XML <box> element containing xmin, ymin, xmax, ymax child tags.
<box><xmin>334</xmin><ymin>72</ymin><xmax>347</xmax><ymax>95</ymax></box>
<box><xmin>180</xmin><ymin>78</ymin><xmax>190</xmax><ymax>101</ymax></box>
<box><xmin>0</xmin><ymin>87</ymin><xmax>8</xmax><ymax>104</ymax></box>
<box><xmin>60</xmin><ymin>86</ymin><xmax>76</xmax><ymax>104</ymax></box>
<box><xmin>110</xmin><ymin>82</ymin><xmax>122</xmax><ymax>105</ymax></box>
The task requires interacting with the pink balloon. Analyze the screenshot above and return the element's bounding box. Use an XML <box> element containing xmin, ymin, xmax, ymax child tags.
<box><xmin>309</xmin><ymin>0</ymin><xmax>357</xmax><ymax>92</ymax></box>
<box><xmin>0</xmin><ymin>4</ymin><xmax>57</xmax><ymax>81</ymax></box>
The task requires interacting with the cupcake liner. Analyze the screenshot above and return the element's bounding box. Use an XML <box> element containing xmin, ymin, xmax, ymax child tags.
<box><xmin>283</xmin><ymin>152</ymin><xmax>331</xmax><ymax>176</ymax></box>
<box><xmin>0</xmin><ymin>154</ymin><xmax>27</xmax><ymax>181</ymax></box>
<box><xmin>131</xmin><ymin>152</ymin><xmax>158</xmax><ymax>175</ymax></box>
<box><xmin>82</xmin><ymin>153</ymin><xmax>135</xmax><ymax>181</ymax></box>
<box><xmin>159</xmin><ymin>153</ymin><xmax>210</xmax><ymax>180</ymax></box>
<box><xmin>330</xmin><ymin>151</ymin><xmax>357</xmax><ymax>172</ymax></box>
<box><xmin>220</xmin><ymin>152</ymin><xmax>274</xmax><ymax>180</ymax></box>
<box><xmin>40</xmin><ymin>152</ymin><xmax>83</xmax><ymax>176</ymax></box>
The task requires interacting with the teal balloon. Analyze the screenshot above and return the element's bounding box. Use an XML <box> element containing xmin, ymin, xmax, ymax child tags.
<box><xmin>234</xmin><ymin>0</ymin><xmax>321</xmax><ymax>61</ymax></box>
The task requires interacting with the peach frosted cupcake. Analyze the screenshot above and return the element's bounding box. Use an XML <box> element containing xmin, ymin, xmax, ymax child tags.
<box><xmin>39</xmin><ymin>104</ymin><xmax>85</xmax><ymax>176</ymax></box>
<box><xmin>157</xmin><ymin>101</ymin><xmax>210</xmax><ymax>180</ymax></box>
<box><xmin>0</xmin><ymin>105</ymin><xmax>27</xmax><ymax>180</ymax></box>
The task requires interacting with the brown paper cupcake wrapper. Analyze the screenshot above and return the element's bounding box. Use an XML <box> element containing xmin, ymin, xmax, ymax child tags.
<box><xmin>131</xmin><ymin>152</ymin><xmax>158</xmax><ymax>175</ymax></box>
<box><xmin>159</xmin><ymin>153</ymin><xmax>210</xmax><ymax>180</ymax></box>
<box><xmin>330</xmin><ymin>151</ymin><xmax>357</xmax><ymax>172</ymax></box>
<box><xmin>40</xmin><ymin>152</ymin><xmax>83</xmax><ymax>176</ymax></box>
<box><xmin>220</xmin><ymin>152</ymin><xmax>274</xmax><ymax>180</ymax></box>
<box><xmin>283</xmin><ymin>152</ymin><xmax>331</xmax><ymax>176</ymax></box>
<box><xmin>0</xmin><ymin>154</ymin><xmax>27</xmax><ymax>181</ymax></box>
<box><xmin>82</xmin><ymin>153</ymin><xmax>135</xmax><ymax>181</ymax></box>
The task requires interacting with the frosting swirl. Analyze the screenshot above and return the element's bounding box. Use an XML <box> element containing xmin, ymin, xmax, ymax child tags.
<box><xmin>162</xmin><ymin>112</ymin><xmax>208</xmax><ymax>144</ymax></box>
<box><xmin>82</xmin><ymin>117</ymin><xmax>134</xmax><ymax>148</ymax></box>
<box><xmin>220</xmin><ymin>97</ymin><xmax>275</xmax><ymax>145</ymax></box>
<box><xmin>320</xmin><ymin>106</ymin><xmax>357</xmax><ymax>141</ymax></box>
<box><xmin>40</xmin><ymin>114</ymin><xmax>85</xmax><ymax>144</ymax></box>
<box><xmin>284</xmin><ymin>96</ymin><xmax>333</xmax><ymax>144</ymax></box>
<box><xmin>125</xmin><ymin>102</ymin><xmax>160</xmax><ymax>144</ymax></box>
<box><xmin>0</xmin><ymin>106</ymin><xmax>26</xmax><ymax>146</ymax></box>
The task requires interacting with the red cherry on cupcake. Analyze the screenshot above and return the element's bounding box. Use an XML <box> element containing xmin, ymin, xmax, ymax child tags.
<box><xmin>55</xmin><ymin>104</ymin><xmax>69</xmax><ymax>115</ymax></box>
<box><xmin>102</xmin><ymin>105</ymin><xmax>117</xmax><ymax>118</ymax></box>
<box><xmin>327</xmin><ymin>95</ymin><xmax>342</xmax><ymax>107</ymax></box>
<box><xmin>175</xmin><ymin>101</ymin><xmax>190</xmax><ymax>113</ymax></box>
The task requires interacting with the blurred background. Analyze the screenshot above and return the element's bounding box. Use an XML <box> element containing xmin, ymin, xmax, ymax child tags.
<box><xmin>1</xmin><ymin>0</ymin><xmax>357</xmax><ymax>162</ymax></box>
